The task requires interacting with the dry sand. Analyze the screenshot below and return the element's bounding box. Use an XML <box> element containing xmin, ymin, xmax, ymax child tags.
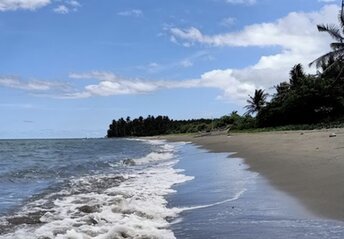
<box><xmin>162</xmin><ymin>129</ymin><xmax>344</xmax><ymax>221</ymax></box>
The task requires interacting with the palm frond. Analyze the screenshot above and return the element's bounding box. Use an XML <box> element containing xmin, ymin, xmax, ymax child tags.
<box><xmin>309</xmin><ymin>49</ymin><xmax>344</xmax><ymax>68</ymax></box>
<box><xmin>321</xmin><ymin>59</ymin><xmax>341</xmax><ymax>75</ymax></box>
<box><xmin>340</xmin><ymin>1</ymin><xmax>344</xmax><ymax>31</ymax></box>
<box><xmin>317</xmin><ymin>24</ymin><xmax>343</xmax><ymax>42</ymax></box>
<box><xmin>244</xmin><ymin>89</ymin><xmax>268</xmax><ymax>115</ymax></box>
<box><xmin>330</xmin><ymin>42</ymin><xmax>344</xmax><ymax>50</ymax></box>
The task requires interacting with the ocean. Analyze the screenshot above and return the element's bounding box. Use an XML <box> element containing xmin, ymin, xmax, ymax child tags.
<box><xmin>0</xmin><ymin>138</ymin><xmax>343</xmax><ymax>238</ymax></box>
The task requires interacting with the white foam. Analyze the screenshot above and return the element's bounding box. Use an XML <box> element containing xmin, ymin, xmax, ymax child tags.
<box><xmin>0</xmin><ymin>141</ymin><xmax>193</xmax><ymax>239</ymax></box>
<box><xmin>180</xmin><ymin>188</ymin><xmax>247</xmax><ymax>212</ymax></box>
<box><xmin>132</xmin><ymin>140</ymin><xmax>182</xmax><ymax>165</ymax></box>
<box><xmin>134</xmin><ymin>152</ymin><xmax>175</xmax><ymax>165</ymax></box>
<box><xmin>125</xmin><ymin>138</ymin><xmax>166</xmax><ymax>145</ymax></box>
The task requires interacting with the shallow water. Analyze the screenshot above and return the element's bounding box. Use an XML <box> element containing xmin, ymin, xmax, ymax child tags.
<box><xmin>0</xmin><ymin>138</ymin><xmax>343</xmax><ymax>238</ymax></box>
<box><xmin>169</xmin><ymin>144</ymin><xmax>344</xmax><ymax>239</ymax></box>
<box><xmin>0</xmin><ymin>138</ymin><xmax>192</xmax><ymax>238</ymax></box>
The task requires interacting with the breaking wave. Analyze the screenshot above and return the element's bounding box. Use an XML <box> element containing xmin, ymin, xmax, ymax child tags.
<box><xmin>0</xmin><ymin>140</ymin><xmax>193</xmax><ymax>239</ymax></box>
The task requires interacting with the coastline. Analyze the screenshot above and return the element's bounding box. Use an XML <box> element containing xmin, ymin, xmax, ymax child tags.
<box><xmin>161</xmin><ymin>129</ymin><xmax>344</xmax><ymax>221</ymax></box>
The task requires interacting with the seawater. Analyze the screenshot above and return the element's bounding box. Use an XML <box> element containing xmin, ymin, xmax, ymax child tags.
<box><xmin>0</xmin><ymin>138</ymin><xmax>343</xmax><ymax>238</ymax></box>
<box><xmin>0</xmin><ymin>138</ymin><xmax>192</xmax><ymax>238</ymax></box>
<box><xmin>169</xmin><ymin>144</ymin><xmax>344</xmax><ymax>239</ymax></box>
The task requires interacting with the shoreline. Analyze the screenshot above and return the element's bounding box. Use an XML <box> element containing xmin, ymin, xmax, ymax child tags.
<box><xmin>161</xmin><ymin>129</ymin><xmax>344</xmax><ymax>221</ymax></box>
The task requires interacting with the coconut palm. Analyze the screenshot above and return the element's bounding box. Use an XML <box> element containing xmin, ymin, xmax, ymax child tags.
<box><xmin>245</xmin><ymin>89</ymin><xmax>268</xmax><ymax>115</ymax></box>
<box><xmin>310</xmin><ymin>0</ymin><xmax>344</xmax><ymax>77</ymax></box>
<box><xmin>290</xmin><ymin>64</ymin><xmax>306</xmax><ymax>87</ymax></box>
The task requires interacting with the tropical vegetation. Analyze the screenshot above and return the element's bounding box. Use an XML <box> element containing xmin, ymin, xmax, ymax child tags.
<box><xmin>107</xmin><ymin>113</ymin><xmax>255</xmax><ymax>137</ymax></box>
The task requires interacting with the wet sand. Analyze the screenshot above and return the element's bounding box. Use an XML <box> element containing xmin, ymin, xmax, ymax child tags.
<box><xmin>162</xmin><ymin>129</ymin><xmax>344</xmax><ymax>221</ymax></box>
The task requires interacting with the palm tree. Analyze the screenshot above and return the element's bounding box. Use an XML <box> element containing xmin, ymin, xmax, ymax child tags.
<box><xmin>310</xmin><ymin>0</ymin><xmax>344</xmax><ymax>78</ymax></box>
<box><xmin>274</xmin><ymin>81</ymin><xmax>290</xmax><ymax>101</ymax></box>
<box><xmin>290</xmin><ymin>64</ymin><xmax>306</xmax><ymax>88</ymax></box>
<box><xmin>245</xmin><ymin>89</ymin><xmax>268</xmax><ymax>115</ymax></box>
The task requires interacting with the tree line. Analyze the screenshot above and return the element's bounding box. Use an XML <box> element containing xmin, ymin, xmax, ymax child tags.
<box><xmin>107</xmin><ymin>114</ymin><xmax>255</xmax><ymax>137</ymax></box>
<box><xmin>107</xmin><ymin>116</ymin><xmax>211</xmax><ymax>137</ymax></box>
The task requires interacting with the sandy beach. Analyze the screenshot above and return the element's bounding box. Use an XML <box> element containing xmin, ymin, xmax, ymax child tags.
<box><xmin>162</xmin><ymin>129</ymin><xmax>344</xmax><ymax>221</ymax></box>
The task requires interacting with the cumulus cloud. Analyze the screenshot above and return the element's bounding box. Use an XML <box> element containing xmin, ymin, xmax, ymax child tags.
<box><xmin>0</xmin><ymin>0</ymin><xmax>51</xmax><ymax>11</ymax></box>
<box><xmin>117</xmin><ymin>9</ymin><xmax>143</xmax><ymax>17</ymax></box>
<box><xmin>53</xmin><ymin>5</ymin><xmax>69</xmax><ymax>14</ymax></box>
<box><xmin>53</xmin><ymin>0</ymin><xmax>80</xmax><ymax>14</ymax></box>
<box><xmin>180</xmin><ymin>59</ymin><xmax>193</xmax><ymax>68</ymax></box>
<box><xmin>0</xmin><ymin>70</ymin><xmax>256</xmax><ymax>103</ymax></box>
<box><xmin>220</xmin><ymin>17</ymin><xmax>236</xmax><ymax>27</ymax></box>
<box><xmin>0</xmin><ymin>0</ymin><xmax>81</xmax><ymax>12</ymax></box>
<box><xmin>63</xmin><ymin>71</ymin><xmax>255</xmax><ymax>103</ymax></box>
<box><xmin>67</xmin><ymin>0</ymin><xmax>80</xmax><ymax>7</ymax></box>
<box><xmin>169</xmin><ymin>4</ymin><xmax>339</xmax><ymax>91</ymax></box>
<box><xmin>1</xmin><ymin>5</ymin><xmax>340</xmax><ymax>104</ymax></box>
<box><xmin>66</xmin><ymin>72</ymin><xmax>159</xmax><ymax>98</ymax></box>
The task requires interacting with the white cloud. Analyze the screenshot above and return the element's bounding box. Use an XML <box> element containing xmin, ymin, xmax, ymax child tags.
<box><xmin>190</xmin><ymin>69</ymin><xmax>257</xmax><ymax>101</ymax></box>
<box><xmin>149</xmin><ymin>62</ymin><xmax>159</xmax><ymax>68</ymax></box>
<box><xmin>117</xmin><ymin>9</ymin><xmax>143</xmax><ymax>17</ymax></box>
<box><xmin>63</xmin><ymin>71</ymin><xmax>255</xmax><ymax>103</ymax></box>
<box><xmin>225</xmin><ymin>0</ymin><xmax>256</xmax><ymax>5</ymax></box>
<box><xmin>169</xmin><ymin>4</ymin><xmax>339</xmax><ymax>91</ymax></box>
<box><xmin>0</xmin><ymin>76</ymin><xmax>69</xmax><ymax>91</ymax></box>
<box><xmin>144</xmin><ymin>62</ymin><xmax>160</xmax><ymax>73</ymax></box>
<box><xmin>180</xmin><ymin>59</ymin><xmax>193</xmax><ymax>68</ymax></box>
<box><xmin>53</xmin><ymin>5</ymin><xmax>69</xmax><ymax>14</ymax></box>
<box><xmin>1</xmin><ymin>5</ymin><xmax>340</xmax><ymax>104</ymax></box>
<box><xmin>0</xmin><ymin>0</ymin><xmax>81</xmax><ymax>12</ymax></box>
<box><xmin>53</xmin><ymin>1</ymin><xmax>80</xmax><ymax>14</ymax></box>
<box><xmin>0</xmin><ymin>70</ymin><xmax>255</xmax><ymax>103</ymax></box>
<box><xmin>220</xmin><ymin>17</ymin><xmax>236</xmax><ymax>27</ymax></box>
<box><xmin>67</xmin><ymin>0</ymin><xmax>80</xmax><ymax>7</ymax></box>
<box><xmin>0</xmin><ymin>0</ymin><xmax>51</xmax><ymax>11</ymax></box>
<box><xmin>318</xmin><ymin>0</ymin><xmax>336</xmax><ymax>3</ymax></box>
<box><xmin>66</xmin><ymin>72</ymin><xmax>159</xmax><ymax>98</ymax></box>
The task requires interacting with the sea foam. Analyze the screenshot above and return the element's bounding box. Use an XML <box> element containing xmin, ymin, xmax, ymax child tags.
<box><xmin>0</xmin><ymin>140</ymin><xmax>193</xmax><ymax>239</ymax></box>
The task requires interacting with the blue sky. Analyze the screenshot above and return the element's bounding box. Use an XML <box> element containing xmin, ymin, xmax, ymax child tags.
<box><xmin>0</xmin><ymin>0</ymin><xmax>340</xmax><ymax>138</ymax></box>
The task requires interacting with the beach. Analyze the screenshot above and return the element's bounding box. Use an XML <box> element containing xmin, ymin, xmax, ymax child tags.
<box><xmin>163</xmin><ymin>129</ymin><xmax>344</xmax><ymax>221</ymax></box>
<box><xmin>1</xmin><ymin>137</ymin><xmax>344</xmax><ymax>238</ymax></box>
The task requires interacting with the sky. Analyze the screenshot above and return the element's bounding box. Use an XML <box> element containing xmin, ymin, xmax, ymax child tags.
<box><xmin>0</xmin><ymin>0</ymin><xmax>341</xmax><ymax>138</ymax></box>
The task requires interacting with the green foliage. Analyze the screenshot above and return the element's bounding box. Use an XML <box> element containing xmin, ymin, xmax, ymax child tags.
<box><xmin>227</xmin><ymin>111</ymin><xmax>256</xmax><ymax>130</ymax></box>
<box><xmin>256</xmin><ymin>62</ymin><xmax>344</xmax><ymax>127</ymax></box>
<box><xmin>107</xmin><ymin>116</ymin><xmax>217</xmax><ymax>137</ymax></box>
<box><xmin>254</xmin><ymin>3</ymin><xmax>344</xmax><ymax>128</ymax></box>
<box><xmin>244</xmin><ymin>89</ymin><xmax>268</xmax><ymax>115</ymax></box>
<box><xmin>254</xmin><ymin>1</ymin><xmax>344</xmax><ymax>128</ymax></box>
<box><xmin>107</xmin><ymin>112</ymin><xmax>259</xmax><ymax>137</ymax></box>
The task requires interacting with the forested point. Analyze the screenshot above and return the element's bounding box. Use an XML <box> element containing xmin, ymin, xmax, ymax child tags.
<box><xmin>106</xmin><ymin>115</ymin><xmax>248</xmax><ymax>137</ymax></box>
<box><xmin>107</xmin><ymin>3</ymin><xmax>344</xmax><ymax>137</ymax></box>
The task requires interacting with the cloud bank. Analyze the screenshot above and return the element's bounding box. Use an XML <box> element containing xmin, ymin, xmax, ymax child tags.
<box><xmin>169</xmin><ymin>4</ymin><xmax>338</xmax><ymax>90</ymax></box>
<box><xmin>0</xmin><ymin>0</ymin><xmax>51</xmax><ymax>11</ymax></box>
<box><xmin>0</xmin><ymin>5</ymin><xmax>339</xmax><ymax>104</ymax></box>
<box><xmin>64</xmin><ymin>71</ymin><xmax>256</xmax><ymax>102</ymax></box>
<box><xmin>0</xmin><ymin>0</ymin><xmax>81</xmax><ymax>13</ymax></box>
